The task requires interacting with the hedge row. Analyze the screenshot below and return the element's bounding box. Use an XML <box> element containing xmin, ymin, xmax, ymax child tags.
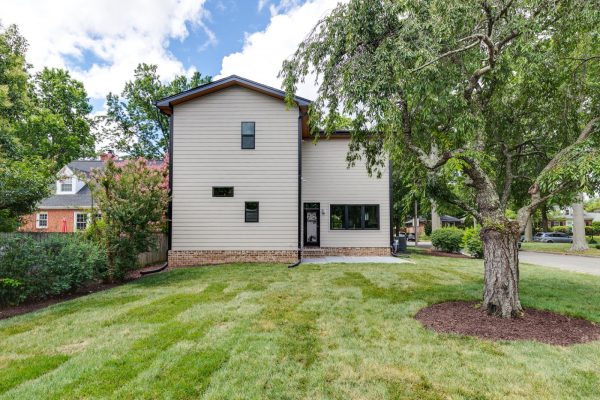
<box><xmin>0</xmin><ymin>235</ymin><xmax>106</xmax><ymax>306</ymax></box>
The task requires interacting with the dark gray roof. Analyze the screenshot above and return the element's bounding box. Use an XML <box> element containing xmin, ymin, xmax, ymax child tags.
<box><xmin>38</xmin><ymin>159</ymin><xmax>164</xmax><ymax>209</ymax></box>
<box><xmin>156</xmin><ymin>75</ymin><xmax>312</xmax><ymax>114</ymax></box>
<box><xmin>39</xmin><ymin>184</ymin><xmax>93</xmax><ymax>209</ymax></box>
<box><xmin>67</xmin><ymin>160</ymin><xmax>105</xmax><ymax>176</ymax></box>
<box><xmin>441</xmin><ymin>215</ymin><xmax>463</xmax><ymax>223</ymax></box>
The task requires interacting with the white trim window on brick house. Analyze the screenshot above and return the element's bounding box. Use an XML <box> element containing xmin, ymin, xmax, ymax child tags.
<box><xmin>36</xmin><ymin>212</ymin><xmax>48</xmax><ymax>229</ymax></box>
<box><xmin>74</xmin><ymin>213</ymin><xmax>88</xmax><ymax>231</ymax></box>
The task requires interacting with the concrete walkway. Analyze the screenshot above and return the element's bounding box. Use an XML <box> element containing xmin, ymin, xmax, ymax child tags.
<box><xmin>301</xmin><ymin>256</ymin><xmax>413</xmax><ymax>264</ymax></box>
<box><xmin>519</xmin><ymin>251</ymin><xmax>600</xmax><ymax>275</ymax></box>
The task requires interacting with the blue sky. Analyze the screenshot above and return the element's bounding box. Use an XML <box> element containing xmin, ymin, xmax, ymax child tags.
<box><xmin>2</xmin><ymin>0</ymin><xmax>339</xmax><ymax>112</ymax></box>
<box><xmin>170</xmin><ymin>0</ymin><xmax>274</xmax><ymax>76</ymax></box>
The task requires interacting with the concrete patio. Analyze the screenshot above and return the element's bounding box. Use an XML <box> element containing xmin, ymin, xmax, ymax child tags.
<box><xmin>301</xmin><ymin>256</ymin><xmax>413</xmax><ymax>264</ymax></box>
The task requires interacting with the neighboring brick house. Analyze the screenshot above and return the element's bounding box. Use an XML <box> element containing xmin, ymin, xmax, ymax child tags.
<box><xmin>155</xmin><ymin>75</ymin><xmax>392</xmax><ymax>267</ymax></box>
<box><xmin>20</xmin><ymin>154</ymin><xmax>164</xmax><ymax>233</ymax></box>
<box><xmin>20</xmin><ymin>159</ymin><xmax>106</xmax><ymax>233</ymax></box>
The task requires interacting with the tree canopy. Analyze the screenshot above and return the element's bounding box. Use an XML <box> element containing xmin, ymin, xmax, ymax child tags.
<box><xmin>281</xmin><ymin>0</ymin><xmax>600</xmax><ymax>317</ymax></box>
<box><xmin>103</xmin><ymin>63</ymin><xmax>211</xmax><ymax>159</ymax></box>
<box><xmin>0</xmin><ymin>24</ymin><xmax>95</xmax><ymax>229</ymax></box>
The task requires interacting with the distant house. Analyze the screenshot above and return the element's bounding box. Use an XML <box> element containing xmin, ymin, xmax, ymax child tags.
<box><xmin>405</xmin><ymin>215</ymin><xmax>464</xmax><ymax>235</ymax></box>
<box><xmin>19</xmin><ymin>153</ymin><xmax>164</xmax><ymax>233</ymax></box>
<box><xmin>549</xmin><ymin>206</ymin><xmax>598</xmax><ymax>228</ymax></box>
<box><xmin>155</xmin><ymin>75</ymin><xmax>391</xmax><ymax>266</ymax></box>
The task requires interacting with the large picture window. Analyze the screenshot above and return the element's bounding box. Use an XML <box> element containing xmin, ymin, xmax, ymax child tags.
<box><xmin>241</xmin><ymin>122</ymin><xmax>255</xmax><ymax>149</ymax></box>
<box><xmin>330</xmin><ymin>204</ymin><xmax>379</xmax><ymax>230</ymax></box>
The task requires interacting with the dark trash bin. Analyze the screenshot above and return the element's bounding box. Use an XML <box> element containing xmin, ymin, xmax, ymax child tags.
<box><xmin>393</xmin><ymin>235</ymin><xmax>407</xmax><ymax>253</ymax></box>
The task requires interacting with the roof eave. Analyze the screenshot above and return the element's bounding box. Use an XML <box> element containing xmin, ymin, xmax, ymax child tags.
<box><xmin>154</xmin><ymin>75</ymin><xmax>311</xmax><ymax>115</ymax></box>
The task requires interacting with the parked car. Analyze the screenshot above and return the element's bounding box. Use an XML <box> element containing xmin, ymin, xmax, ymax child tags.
<box><xmin>533</xmin><ymin>232</ymin><xmax>573</xmax><ymax>243</ymax></box>
<box><xmin>407</xmin><ymin>233</ymin><xmax>416</xmax><ymax>241</ymax></box>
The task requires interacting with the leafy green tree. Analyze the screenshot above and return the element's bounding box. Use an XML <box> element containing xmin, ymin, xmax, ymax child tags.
<box><xmin>281</xmin><ymin>0</ymin><xmax>600</xmax><ymax>317</ymax></box>
<box><xmin>1</xmin><ymin>24</ymin><xmax>94</xmax><ymax>230</ymax></box>
<box><xmin>15</xmin><ymin>67</ymin><xmax>95</xmax><ymax>167</ymax></box>
<box><xmin>103</xmin><ymin>63</ymin><xmax>211</xmax><ymax>159</ymax></box>
<box><xmin>0</xmin><ymin>24</ymin><xmax>53</xmax><ymax>230</ymax></box>
<box><xmin>585</xmin><ymin>198</ymin><xmax>600</xmax><ymax>212</ymax></box>
<box><xmin>88</xmin><ymin>158</ymin><xmax>169</xmax><ymax>282</ymax></box>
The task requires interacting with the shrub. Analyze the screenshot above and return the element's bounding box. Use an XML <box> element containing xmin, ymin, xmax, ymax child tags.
<box><xmin>462</xmin><ymin>227</ymin><xmax>483</xmax><ymax>258</ymax></box>
<box><xmin>0</xmin><ymin>234</ymin><xmax>106</xmax><ymax>306</ymax></box>
<box><xmin>596</xmin><ymin>244</ymin><xmax>600</xmax><ymax>250</ymax></box>
<box><xmin>551</xmin><ymin>226</ymin><xmax>571</xmax><ymax>234</ymax></box>
<box><xmin>431</xmin><ymin>228</ymin><xmax>465</xmax><ymax>253</ymax></box>
<box><xmin>88</xmin><ymin>158</ymin><xmax>168</xmax><ymax>282</ymax></box>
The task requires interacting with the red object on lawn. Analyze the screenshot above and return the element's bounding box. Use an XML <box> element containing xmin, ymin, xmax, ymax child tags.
<box><xmin>61</xmin><ymin>217</ymin><xmax>68</xmax><ymax>233</ymax></box>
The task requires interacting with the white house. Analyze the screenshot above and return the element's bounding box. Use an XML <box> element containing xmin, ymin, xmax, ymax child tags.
<box><xmin>156</xmin><ymin>76</ymin><xmax>391</xmax><ymax>267</ymax></box>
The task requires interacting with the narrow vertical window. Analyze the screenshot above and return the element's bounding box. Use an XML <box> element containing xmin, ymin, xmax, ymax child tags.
<box><xmin>245</xmin><ymin>202</ymin><xmax>259</xmax><ymax>222</ymax></box>
<box><xmin>241</xmin><ymin>122</ymin><xmax>255</xmax><ymax>149</ymax></box>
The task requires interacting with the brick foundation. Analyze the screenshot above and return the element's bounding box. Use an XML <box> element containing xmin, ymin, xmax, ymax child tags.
<box><xmin>301</xmin><ymin>247</ymin><xmax>390</xmax><ymax>258</ymax></box>
<box><xmin>169</xmin><ymin>247</ymin><xmax>390</xmax><ymax>267</ymax></box>
<box><xmin>168</xmin><ymin>250</ymin><xmax>298</xmax><ymax>267</ymax></box>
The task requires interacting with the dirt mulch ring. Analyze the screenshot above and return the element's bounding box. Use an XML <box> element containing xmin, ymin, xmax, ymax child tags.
<box><xmin>0</xmin><ymin>263</ymin><xmax>168</xmax><ymax>321</ymax></box>
<box><xmin>415</xmin><ymin>301</ymin><xmax>600</xmax><ymax>346</ymax></box>
<box><xmin>424</xmin><ymin>249</ymin><xmax>471</xmax><ymax>259</ymax></box>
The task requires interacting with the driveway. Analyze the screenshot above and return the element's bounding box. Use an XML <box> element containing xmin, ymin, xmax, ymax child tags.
<box><xmin>519</xmin><ymin>251</ymin><xmax>600</xmax><ymax>275</ymax></box>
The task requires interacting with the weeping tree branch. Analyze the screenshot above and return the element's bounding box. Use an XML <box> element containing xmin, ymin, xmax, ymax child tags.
<box><xmin>518</xmin><ymin>117</ymin><xmax>600</xmax><ymax>230</ymax></box>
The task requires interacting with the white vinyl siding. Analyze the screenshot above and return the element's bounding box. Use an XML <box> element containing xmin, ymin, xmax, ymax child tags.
<box><xmin>171</xmin><ymin>86</ymin><xmax>298</xmax><ymax>250</ymax></box>
<box><xmin>302</xmin><ymin>139</ymin><xmax>390</xmax><ymax>248</ymax></box>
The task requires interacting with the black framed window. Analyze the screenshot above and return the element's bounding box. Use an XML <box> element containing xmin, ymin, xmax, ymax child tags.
<box><xmin>330</xmin><ymin>204</ymin><xmax>379</xmax><ymax>230</ymax></box>
<box><xmin>212</xmin><ymin>186</ymin><xmax>234</xmax><ymax>197</ymax></box>
<box><xmin>245</xmin><ymin>202</ymin><xmax>259</xmax><ymax>222</ymax></box>
<box><xmin>241</xmin><ymin>122</ymin><xmax>255</xmax><ymax>149</ymax></box>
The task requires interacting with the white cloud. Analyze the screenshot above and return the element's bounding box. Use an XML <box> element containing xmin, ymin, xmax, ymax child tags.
<box><xmin>1</xmin><ymin>0</ymin><xmax>214</xmax><ymax>102</ymax></box>
<box><xmin>219</xmin><ymin>0</ymin><xmax>347</xmax><ymax>100</ymax></box>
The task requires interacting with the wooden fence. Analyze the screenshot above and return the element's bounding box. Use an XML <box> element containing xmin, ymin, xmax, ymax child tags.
<box><xmin>0</xmin><ymin>232</ymin><xmax>168</xmax><ymax>267</ymax></box>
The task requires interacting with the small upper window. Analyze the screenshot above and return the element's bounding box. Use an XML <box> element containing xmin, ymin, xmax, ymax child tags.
<box><xmin>36</xmin><ymin>213</ymin><xmax>48</xmax><ymax>229</ymax></box>
<box><xmin>245</xmin><ymin>202</ymin><xmax>259</xmax><ymax>222</ymax></box>
<box><xmin>60</xmin><ymin>177</ymin><xmax>73</xmax><ymax>192</ymax></box>
<box><xmin>212</xmin><ymin>187</ymin><xmax>234</xmax><ymax>197</ymax></box>
<box><xmin>241</xmin><ymin>122</ymin><xmax>255</xmax><ymax>149</ymax></box>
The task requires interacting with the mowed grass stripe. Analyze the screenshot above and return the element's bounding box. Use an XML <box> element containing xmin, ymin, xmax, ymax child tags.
<box><xmin>0</xmin><ymin>355</ymin><xmax>69</xmax><ymax>394</ymax></box>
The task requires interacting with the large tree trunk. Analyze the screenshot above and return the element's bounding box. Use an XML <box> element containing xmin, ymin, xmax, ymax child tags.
<box><xmin>481</xmin><ymin>220</ymin><xmax>523</xmax><ymax>317</ymax></box>
<box><xmin>524</xmin><ymin>217</ymin><xmax>533</xmax><ymax>242</ymax></box>
<box><xmin>571</xmin><ymin>194</ymin><xmax>589</xmax><ymax>251</ymax></box>
<box><xmin>431</xmin><ymin>199</ymin><xmax>442</xmax><ymax>232</ymax></box>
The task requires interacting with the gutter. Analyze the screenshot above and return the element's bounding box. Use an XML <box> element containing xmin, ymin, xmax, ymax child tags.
<box><xmin>167</xmin><ymin>106</ymin><xmax>174</xmax><ymax>255</ymax></box>
<box><xmin>389</xmin><ymin>159</ymin><xmax>394</xmax><ymax>246</ymax></box>
<box><xmin>289</xmin><ymin>107</ymin><xmax>303</xmax><ymax>268</ymax></box>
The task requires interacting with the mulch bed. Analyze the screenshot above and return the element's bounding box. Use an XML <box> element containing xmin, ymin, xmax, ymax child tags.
<box><xmin>415</xmin><ymin>301</ymin><xmax>600</xmax><ymax>346</ymax></box>
<box><xmin>0</xmin><ymin>263</ymin><xmax>168</xmax><ymax>321</ymax></box>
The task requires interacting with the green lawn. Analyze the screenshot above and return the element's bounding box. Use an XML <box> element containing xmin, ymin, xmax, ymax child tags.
<box><xmin>521</xmin><ymin>241</ymin><xmax>600</xmax><ymax>257</ymax></box>
<box><xmin>1</xmin><ymin>257</ymin><xmax>600</xmax><ymax>399</ymax></box>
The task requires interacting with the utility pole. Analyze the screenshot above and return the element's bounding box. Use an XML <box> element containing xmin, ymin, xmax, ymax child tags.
<box><xmin>414</xmin><ymin>199</ymin><xmax>419</xmax><ymax>247</ymax></box>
